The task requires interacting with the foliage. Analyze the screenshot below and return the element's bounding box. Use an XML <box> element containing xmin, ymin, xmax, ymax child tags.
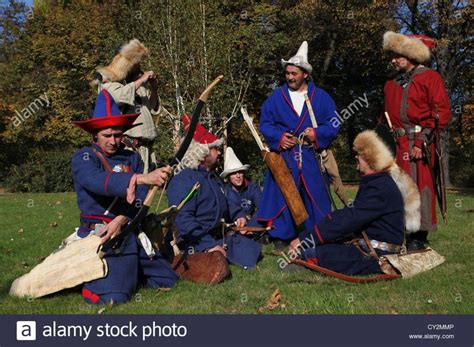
<box><xmin>5</xmin><ymin>147</ymin><xmax>75</xmax><ymax>192</ymax></box>
<box><xmin>0</xmin><ymin>0</ymin><xmax>472</xmax><ymax>188</ymax></box>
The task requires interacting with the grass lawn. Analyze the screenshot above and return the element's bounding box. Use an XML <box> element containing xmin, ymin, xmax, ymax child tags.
<box><xmin>0</xmin><ymin>188</ymin><xmax>472</xmax><ymax>314</ymax></box>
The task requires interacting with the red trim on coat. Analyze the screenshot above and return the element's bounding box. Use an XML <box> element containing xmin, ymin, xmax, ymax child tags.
<box><xmin>257</xmin><ymin>204</ymin><xmax>288</xmax><ymax>222</ymax></box>
<box><xmin>281</xmin><ymin>89</ymin><xmax>303</xmax><ymax>119</ymax></box>
<box><xmin>104</xmin><ymin>173</ymin><xmax>112</xmax><ymax>194</ymax></box>
<box><xmin>80</xmin><ymin>214</ymin><xmax>114</xmax><ymax>223</ymax></box>
<box><xmin>307</xmin><ymin>257</ymin><xmax>319</xmax><ymax>265</ymax></box>
<box><xmin>300</xmin><ymin>174</ymin><xmax>326</xmax><ymax>218</ymax></box>
<box><xmin>293</xmin><ymin>88</ymin><xmax>315</xmax><ymax>134</ymax></box>
<box><xmin>314</xmin><ymin>225</ymin><xmax>325</xmax><ymax>244</ymax></box>
<box><xmin>82</xmin><ymin>288</ymin><xmax>100</xmax><ymax>303</ymax></box>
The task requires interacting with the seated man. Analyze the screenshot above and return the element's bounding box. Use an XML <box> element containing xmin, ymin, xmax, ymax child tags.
<box><xmin>72</xmin><ymin>90</ymin><xmax>178</xmax><ymax>304</ymax></box>
<box><xmin>167</xmin><ymin>117</ymin><xmax>262</xmax><ymax>269</ymax></box>
<box><xmin>287</xmin><ymin>126</ymin><xmax>421</xmax><ymax>275</ymax></box>
<box><xmin>220</xmin><ymin>147</ymin><xmax>262</xmax><ymax>226</ymax></box>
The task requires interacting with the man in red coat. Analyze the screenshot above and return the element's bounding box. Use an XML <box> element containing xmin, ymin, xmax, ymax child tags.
<box><xmin>381</xmin><ymin>31</ymin><xmax>451</xmax><ymax>250</ymax></box>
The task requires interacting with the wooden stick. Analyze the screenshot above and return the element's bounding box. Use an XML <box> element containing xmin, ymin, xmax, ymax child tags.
<box><xmin>384</xmin><ymin>112</ymin><xmax>393</xmax><ymax>129</ymax></box>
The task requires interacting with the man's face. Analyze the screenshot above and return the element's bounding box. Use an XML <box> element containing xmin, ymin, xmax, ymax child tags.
<box><xmin>285</xmin><ymin>65</ymin><xmax>308</xmax><ymax>92</ymax></box>
<box><xmin>95</xmin><ymin>127</ymin><xmax>123</xmax><ymax>155</ymax></box>
<box><xmin>229</xmin><ymin>171</ymin><xmax>245</xmax><ymax>187</ymax></box>
<box><xmin>203</xmin><ymin>147</ymin><xmax>222</xmax><ymax>170</ymax></box>
<box><xmin>390</xmin><ymin>54</ymin><xmax>415</xmax><ymax>72</ymax></box>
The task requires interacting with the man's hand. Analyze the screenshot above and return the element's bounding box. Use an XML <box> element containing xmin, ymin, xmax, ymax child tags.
<box><xmin>289</xmin><ymin>238</ymin><xmax>301</xmax><ymax>254</ymax></box>
<box><xmin>235</xmin><ymin>217</ymin><xmax>247</xmax><ymax>228</ymax></box>
<box><xmin>134</xmin><ymin>70</ymin><xmax>156</xmax><ymax>89</ymax></box>
<box><xmin>280</xmin><ymin>132</ymin><xmax>296</xmax><ymax>150</ymax></box>
<box><xmin>303</xmin><ymin>127</ymin><xmax>316</xmax><ymax>142</ymax></box>
<box><xmin>99</xmin><ymin>215</ymin><xmax>128</xmax><ymax>245</ymax></box>
<box><xmin>410</xmin><ymin>145</ymin><xmax>423</xmax><ymax>160</ymax></box>
<box><xmin>207</xmin><ymin>245</ymin><xmax>227</xmax><ymax>257</ymax></box>
<box><xmin>137</xmin><ymin>165</ymin><xmax>172</xmax><ymax>187</ymax></box>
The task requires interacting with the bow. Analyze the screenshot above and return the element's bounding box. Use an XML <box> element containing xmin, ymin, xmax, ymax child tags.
<box><xmin>101</xmin><ymin>75</ymin><xmax>224</xmax><ymax>255</ymax></box>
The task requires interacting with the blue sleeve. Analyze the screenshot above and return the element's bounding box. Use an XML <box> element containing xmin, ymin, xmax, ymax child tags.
<box><xmin>72</xmin><ymin>148</ymin><xmax>133</xmax><ymax>198</ymax></box>
<box><xmin>259</xmin><ymin>94</ymin><xmax>285</xmax><ymax>151</ymax></box>
<box><xmin>126</xmin><ymin>153</ymin><xmax>149</xmax><ymax>218</ymax></box>
<box><xmin>166</xmin><ymin>171</ymin><xmax>209</xmax><ymax>242</ymax></box>
<box><xmin>248</xmin><ymin>181</ymin><xmax>262</xmax><ymax>210</ymax></box>
<box><xmin>226</xmin><ymin>186</ymin><xmax>246</xmax><ymax>221</ymax></box>
<box><xmin>314</xmin><ymin>90</ymin><xmax>339</xmax><ymax>149</ymax></box>
<box><xmin>299</xmin><ymin>182</ymin><xmax>387</xmax><ymax>244</ymax></box>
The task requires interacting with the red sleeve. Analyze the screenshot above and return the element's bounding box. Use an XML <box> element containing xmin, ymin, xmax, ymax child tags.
<box><xmin>415</xmin><ymin>71</ymin><xmax>451</xmax><ymax>147</ymax></box>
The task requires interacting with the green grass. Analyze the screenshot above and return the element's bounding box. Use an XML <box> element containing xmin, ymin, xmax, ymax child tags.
<box><xmin>0</xmin><ymin>189</ymin><xmax>472</xmax><ymax>314</ymax></box>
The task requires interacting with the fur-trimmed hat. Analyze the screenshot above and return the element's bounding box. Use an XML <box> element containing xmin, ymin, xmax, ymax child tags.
<box><xmin>353</xmin><ymin>129</ymin><xmax>420</xmax><ymax>232</ymax></box>
<box><xmin>97</xmin><ymin>39</ymin><xmax>149</xmax><ymax>83</ymax></box>
<box><xmin>383</xmin><ymin>31</ymin><xmax>436</xmax><ymax>63</ymax></box>
<box><xmin>176</xmin><ymin>114</ymin><xmax>223</xmax><ymax>170</ymax></box>
<box><xmin>73</xmin><ymin>89</ymin><xmax>139</xmax><ymax>133</ymax></box>
<box><xmin>220</xmin><ymin>147</ymin><xmax>250</xmax><ymax>179</ymax></box>
<box><xmin>353</xmin><ymin>129</ymin><xmax>395</xmax><ymax>172</ymax></box>
<box><xmin>281</xmin><ymin>41</ymin><xmax>313</xmax><ymax>74</ymax></box>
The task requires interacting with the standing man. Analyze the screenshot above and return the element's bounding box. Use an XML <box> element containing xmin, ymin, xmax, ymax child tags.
<box><xmin>167</xmin><ymin>117</ymin><xmax>262</xmax><ymax>269</ymax></box>
<box><xmin>258</xmin><ymin>41</ymin><xmax>340</xmax><ymax>252</ymax></box>
<box><xmin>221</xmin><ymin>147</ymin><xmax>262</xmax><ymax>226</ymax></box>
<box><xmin>95</xmin><ymin>39</ymin><xmax>160</xmax><ymax>173</ymax></box>
<box><xmin>72</xmin><ymin>90</ymin><xmax>178</xmax><ymax>304</ymax></box>
<box><xmin>382</xmin><ymin>31</ymin><xmax>451</xmax><ymax>250</ymax></box>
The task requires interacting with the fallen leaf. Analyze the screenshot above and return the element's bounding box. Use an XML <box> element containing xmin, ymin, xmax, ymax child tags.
<box><xmin>49</xmin><ymin>222</ymin><xmax>58</xmax><ymax>228</ymax></box>
<box><xmin>18</xmin><ymin>228</ymin><xmax>24</xmax><ymax>235</ymax></box>
<box><xmin>157</xmin><ymin>287</ymin><xmax>172</xmax><ymax>292</ymax></box>
<box><xmin>55</xmin><ymin>201</ymin><xmax>61</xmax><ymax>205</ymax></box>
<box><xmin>258</xmin><ymin>289</ymin><xmax>282</xmax><ymax>313</ymax></box>
<box><xmin>97</xmin><ymin>307</ymin><xmax>106</xmax><ymax>314</ymax></box>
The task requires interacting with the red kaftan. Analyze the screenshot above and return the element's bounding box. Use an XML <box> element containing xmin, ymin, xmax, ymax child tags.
<box><xmin>383</xmin><ymin>67</ymin><xmax>450</xmax><ymax>231</ymax></box>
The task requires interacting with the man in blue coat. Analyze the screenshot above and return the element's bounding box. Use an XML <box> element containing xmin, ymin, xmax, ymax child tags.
<box><xmin>167</xmin><ymin>117</ymin><xmax>262</xmax><ymax>269</ymax></box>
<box><xmin>287</xmin><ymin>126</ymin><xmax>421</xmax><ymax>275</ymax></box>
<box><xmin>221</xmin><ymin>147</ymin><xmax>261</xmax><ymax>226</ymax></box>
<box><xmin>258</xmin><ymin>41</ymin><xmax>340</xmax><ymax>251</ymax></box>
<box><xmin>72</xmin><ymin>90</ymin><xmax>178</xmax><ymax>304</ymax></box>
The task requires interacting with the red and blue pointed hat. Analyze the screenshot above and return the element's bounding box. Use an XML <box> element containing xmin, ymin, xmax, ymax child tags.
<box><xmin>182</xmin><ymin>113</ymin><xmax>222</xmax><ymax>146</ymax></box>
<box><xmin>73</xmin><ymin>89</ymin><xmax>140</xmax><ymax>133</ymax></box>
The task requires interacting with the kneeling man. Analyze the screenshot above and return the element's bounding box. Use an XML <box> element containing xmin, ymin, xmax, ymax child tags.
<box><xmin>288</xmin><ymin>126</ymin><xmax>420</xmax><ymax>275</ymax></box>
<box><xmin>72</xmin><ymin>90</ymin><xmax>178</xmax><ymax>304</ymax></box>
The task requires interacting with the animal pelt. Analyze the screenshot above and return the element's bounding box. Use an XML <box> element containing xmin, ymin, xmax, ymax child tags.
<box><xmin>383</xmin><ymin>31</ymin><xmax>431</xmax><ymax>63</ymax></box>
<box><xmin>97</xmin><ymin>39</ymin><xmax>149</xmax><ymax>83</ymax></box>
<box><xmin>353</xmin><ymin>130</ymin><xmax>421</xmax><ymax>232</ymax></box>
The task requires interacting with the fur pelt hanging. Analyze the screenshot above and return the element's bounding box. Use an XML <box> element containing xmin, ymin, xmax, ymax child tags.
<box><xmin>353</xmin><ymin>130</ymin><xmax>421</xmax><ymax>233</ymax></box>
<box><xmin>97</xmin><ymin>39</ymin><xmax>149</xmax><ymax>83</ymax></box>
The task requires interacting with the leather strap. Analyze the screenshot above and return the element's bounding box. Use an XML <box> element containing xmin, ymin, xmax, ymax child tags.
<box><xmin>92</xmin><ymin>147</ymin><xmax>113</xmax><ymax>173</ymax></box>
<box><xmin>362</xmin><ymin>231</ymin><xmax>380</xmax><ymax>260</ymax></box>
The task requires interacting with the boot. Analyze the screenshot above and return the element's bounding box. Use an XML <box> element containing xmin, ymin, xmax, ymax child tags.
<box><xmin>406</xmin><ymin>231</ymin><xmax>428</xmax><ymax>251</ymax></box>
<box><xmin>270</xmin><ymin>238</ymin><xmax>289</xmax><ymax>256</ymax></box>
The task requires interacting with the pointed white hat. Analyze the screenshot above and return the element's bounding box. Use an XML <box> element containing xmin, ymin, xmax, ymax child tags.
<box><xmin>281</xmin><ymin>41</ymin><xmax>312</xmax><ymax>74</ymax></box>
<box><xmin>220</xmin><ymin>147</ymin><xmax>250</xmax><ymax>178</ymax></box>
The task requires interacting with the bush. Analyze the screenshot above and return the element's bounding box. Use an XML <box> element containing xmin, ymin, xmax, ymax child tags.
<box><xmin>5</xmin><ymin>147</ymin><xmax>75</xmax><ymax>193</ymax></box>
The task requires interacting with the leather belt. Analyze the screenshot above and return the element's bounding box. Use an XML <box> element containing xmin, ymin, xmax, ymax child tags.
<box><xmin>393</xmin><ymin>125</ymin><xmax>422</xmax><ymax>138</ymax></box>
<box><xmin>358</xmin><ymin>238</ymin><xmax>401</xmax><ymax>253</ymax></box>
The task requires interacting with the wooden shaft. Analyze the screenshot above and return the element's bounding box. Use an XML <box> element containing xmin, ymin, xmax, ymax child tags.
<box><xmin>263</xmin><ymin>151</ymin><xmax>308</xmax><ymax>225</ymax></box>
